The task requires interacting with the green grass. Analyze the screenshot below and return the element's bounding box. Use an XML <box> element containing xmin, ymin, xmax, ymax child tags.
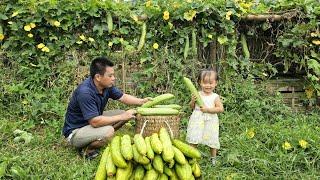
<box><xmin>1</xmin><ymin>110</ymin><xmax>320</xmax><ymax>179</ymax></box>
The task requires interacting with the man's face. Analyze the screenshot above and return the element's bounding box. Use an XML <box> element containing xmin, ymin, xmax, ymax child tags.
<box><xmin>100</xmin><ymin>66</ymin><xmax>115</xmax><ymax>88</ymax></box>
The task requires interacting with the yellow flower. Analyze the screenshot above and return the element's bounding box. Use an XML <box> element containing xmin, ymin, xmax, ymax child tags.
<box><xmin>30</xmin><ymin>23</ymin><xmax>36</xmax><ymax>28</ymax></box>
<box><xmin>37</xmin><ymin>43</ymin><xmax>45</xmax><ymax>49</ymax></box>
<box><xmin>76</xmin><ymin>41</ymin><xmax>83</xmax><ymax>44</ymax></box>
<box><xmin>208</xmin><ymin>34</ymin><xmax>213</xmax><ymax>39</ymax></box>
<box><xmin>27</xmin><ymin>33</ymin><xmax>33</xmax><ymax>38</ymax></box>
<box><xmin>240</xmin><ymin>2</ymin><xmax>252</xmax><ymax>9</ymax></box>
<box><xmin>153</xmin><ymin>43</ymin><xmax>159</xmax><ymax>49</ymax></box>
<box><xmin>53</xmin><ymin>21</ymin><xmax>60</xmax><ymax>27</ymax></box>
<box><xmin>24</xmin><ymin>25</ymin><xmax>31</xmax><ymax>31</ymax></box>
<box><xmin>305</xmin><ymin>87</ymin><xmax>314</xmax><ymax>99</ymax></box>
<box><xmin>226</xmin><ymin>11</ymin><xmax>233</xmax><ymax>20</ymax></box>
<box><xmin>11</xmin><ymin>11</ymin><xmax>19</xmax><ymax>17</ymax></box>
<box><xmin>79</xmin><ymin>35</ymin><xmax>86</xmax><ymax>41</ymax></box>
<box><xmin>108</xmin><ymin>42</ymin><xmax>113</xmax><ymax>47</ymax></box>
<box><xmin>88</xmin><ymin>37</ymin><xmax>95</xmax><ymax>42</ymax></box>
<box><xmin>312</xmin><ymin>40</ymin><xmax>320</xmax><ymax>45</ymax></box>
<box><xmin>41</xmin><ymin>46</ymin><xmax>50</xmax><ymax>53</ymax></box>
<box><xmin>310</xmin><ymin>32</ymin><xmax>317</xmax><ymax>37</ymax></box>
<box><xmin>299</xmin><ymin>140</ymin><xmax>308</xmax><ymax>149</ymax></box>
<box><xmin>0</xmin><ymin>34</ymin><xmax>4</xmax><ymax>41</ymax></box>
<box><xmin>282</xmin><ymin>141</ymin><xmax>292</xmax><ymax>150</ymax></box>
<box><xmin>145</xmin><ymin>0</ymin><xmax>152</xmax><ymax>7</ymax></box>
<box><xmin>163</xmin><ymin>11</ymin><xmax>170</xmax><ymax>21</ymax></box>
<box><xmin>184</xmin><ymin>10</ymin><xmax>197</xmax><ymax>21</ymax></box>
<box><xmin>246</xmin><ymin>129</ymin><xmax>255</xmax><ymax>139</ymax></box>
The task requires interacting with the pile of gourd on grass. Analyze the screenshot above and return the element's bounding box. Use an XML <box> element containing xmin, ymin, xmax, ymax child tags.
<box><xmin>95</xmin><ymin>127</ymin><xmax>201</xmax><ymax>180</ymax></box>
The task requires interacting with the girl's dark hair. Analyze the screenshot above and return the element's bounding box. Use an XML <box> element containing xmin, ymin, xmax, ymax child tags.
<box><xmin>90</xmin><ymin>57</ymin><xmax>114</xmax><ymax>79</ymax></box>
<box><xmin>197</xmin><ymin>68</ymin><xmax>219</xmax><ymax>84</ymax></box>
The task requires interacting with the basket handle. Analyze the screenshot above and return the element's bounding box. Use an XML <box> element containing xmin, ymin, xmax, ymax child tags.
<box><xmin>140</xmin><ymin>120</ymin><xmax>149</xmax><ymax>136</ymax></box>
<box><xmin>139</xmin><ymin>119</ymin><xmax>174</xmax><ymax>138</ymax></box>
<box><xmin>164</xmin><ymin>120</ymin><xmax>174</xmax><ymax>138</ymax></box>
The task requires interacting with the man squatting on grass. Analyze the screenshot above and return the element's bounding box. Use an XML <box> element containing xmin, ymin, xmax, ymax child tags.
<box><xmin>62</xmin><ymin>57</ymin><xmax>150</xmax><ymax>159</ymax></box>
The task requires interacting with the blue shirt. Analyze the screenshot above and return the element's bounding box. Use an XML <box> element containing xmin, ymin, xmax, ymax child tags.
<box><xmin>62</xmin><ymin>77</ymin><xmax>123</xmax><ymax>137</ymax></box>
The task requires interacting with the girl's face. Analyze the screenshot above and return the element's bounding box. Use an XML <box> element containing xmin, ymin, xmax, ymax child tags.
<box><xmin>200</xmin><ymin>73</ymin><xmax>217</xmax><ymax>94</ymax></box>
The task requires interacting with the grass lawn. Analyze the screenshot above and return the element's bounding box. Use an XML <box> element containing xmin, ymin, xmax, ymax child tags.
<box><xmin>1</xmin><ymin>110</ymin><xmax>320</xmax><ymax>179</ymax></box>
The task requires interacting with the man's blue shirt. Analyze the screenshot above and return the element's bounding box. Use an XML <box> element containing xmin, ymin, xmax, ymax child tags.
<box><xmin>62</xmin><ymin>77</ymin><xmax>123</xmax><ymax>137</ymax></box>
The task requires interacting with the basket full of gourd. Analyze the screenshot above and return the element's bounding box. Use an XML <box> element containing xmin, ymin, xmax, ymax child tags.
<box><xmin>135</xmin><ymin>93</ymin><xmax>182</xmax><ymax>138</ymax></box>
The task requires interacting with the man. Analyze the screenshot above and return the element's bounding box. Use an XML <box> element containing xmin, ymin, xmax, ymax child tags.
<box><xmin>62</xmin><ymin>57</ymin><xmax>149</xmax><ymax>159</ymax></box>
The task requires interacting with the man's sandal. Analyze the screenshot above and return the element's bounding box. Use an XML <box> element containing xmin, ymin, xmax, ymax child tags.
<box><xmin>77</xmin><ymin>148</ymin><xmax>100</xmax><ymax>160</ymax></box>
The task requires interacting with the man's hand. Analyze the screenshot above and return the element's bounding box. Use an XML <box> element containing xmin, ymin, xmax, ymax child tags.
<box><xmin>140</xmin><ymin>97</ymin><xmax>153</xmax><ymax>105</ymax></box>
<box><xmin>120</xmin><ymin>109</ymin><xmax>137</xmax><ymax>120</ymax></box>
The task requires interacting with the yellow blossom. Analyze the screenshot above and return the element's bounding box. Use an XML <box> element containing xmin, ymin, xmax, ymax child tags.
<box><xmin>184</xmin><ymin>10</ymin><xmax>197</xmax><ymax>21</ymax></box>
<box><xmin>282</xmin><ymin>141</ymin><xmax>292</xmax><ymax>150</ymax></box>
<box><xmin>208</xmin><ymin>34</ymin><xmax>213</xmax><ymax>39</ymax></box>
<box><xmin>30</xmin><ymin>23</ymin><xmax>36</xmax><ymax>28</ymax></box>
<box><xmin>53</xmin><ymin>21</ymin><xmax>60</xmax><ymax>27</ymax></box>
<box><xmin>108</xmin><ymin>42</ymin><xmax>113</xmax><ymax>47</ymax></box>
<box><xmin>41</xmin><ymin>46</ymin><xmax>50</xmax><ymax>53</ymax></box>
<box><xmin>299</xmin><ymin>140</ymin><xmax>308</xmax><ymax>149</ymax></box>
<box><xmin>246</xmin><ymin>129</ymin><xmax>255</xmax><ymax>139</ymax></box>
<box><xmin>305</xmin><ymin>87</ymin><xmax>314</xmax><ymax>99</ymax></box>
<box><xmin>28</xmin><ymin>33</ymin><xmax>33</xmax><ymax>38</ymax></box>
<box><xmin>88</xmin><ymin>37</ymin><xmax>95</xmax><ymax>42</ymax></box>
<box><xmin>24</xmin><ymin>25</ymin><xmax>31</xmax><ymax>31</ymax></box>
<box><xmin>226</xmin><ymin>11</ymin><xmax>233</xmax><ymax>20</ymax></box>
<box><xmin>153</xmin><ymin>43</ymin><xmax>159</xmax><ymax>49</ymax></box>
<box><xmin>163</xmin><ymin>11</ymin><xmax>170</xmax><ymax>21</ymax></box>
<box><xmin>37</xmin><ymin>43</ymin><xmax>45</xmax><ymax>49</ymax></box>
<box><xmin>240</xmin><ymin>2</ymin><xmax>252</xmax><ymax>9</ymax></box>
<box><xmin>79</xmin><ymin>35</ymin><xmax>86</xmax><ymax>41</ymax></box>
<box><xmin>11</xmin><ymin>11</ymin><xmax>19</xmax><ymax>17</ymax></box>
<box><xmin>312</xmin><ymin>40</ymin><xmax>320</xmax><ymax>45</ymax></box>
<box><xmin>0</xmin><ymin>34</ymin><xmax>4</xmax><ymax>41</ymax></box>
<box><xmin>310</xmin><ymin>32</ymin><xmax>317</xmax><ymax>37</ymax></box>
<box><xmin>76</xmin><ymin>41</ymin><xmax>83</xmax><ymax>44</ymax></box>
<box><xmin>145</xmin><ymin>1</ymin><xmax>152</xmax><ymax>7</ymax></box>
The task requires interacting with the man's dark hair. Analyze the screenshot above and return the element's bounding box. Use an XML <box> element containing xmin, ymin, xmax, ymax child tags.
<box><xmin>90</xmin><ymin>57</ymin><xmax>114</xmax><ymax>79</ymax></box>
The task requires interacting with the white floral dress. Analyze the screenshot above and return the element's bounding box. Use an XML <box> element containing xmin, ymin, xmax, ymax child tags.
<box><xmin>186</xmin><ymin>92</ymin><xmax>220</xmax><ymax>149</ymax></box>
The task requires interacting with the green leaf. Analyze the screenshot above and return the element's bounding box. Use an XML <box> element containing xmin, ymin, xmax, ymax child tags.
<box><xmin>217</xmin><ymin>35</ymin><xmax>228</xmax><ymax>45</ymax></box>
<box><xmin>308</xmin><ymin>59</ymin><xmax>320</xmax><ymax>75</ymax></box>
<box><xmin>0</xmin><ymin>13</ymin><xmax>8</xmax><ymax>20</ymax></box>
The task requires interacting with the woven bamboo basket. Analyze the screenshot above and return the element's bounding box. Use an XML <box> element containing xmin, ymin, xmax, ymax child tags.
<box><xmin>135</xmin><ymin>114</ymin><xmax>181</xmax><ymax>138</ymax></box>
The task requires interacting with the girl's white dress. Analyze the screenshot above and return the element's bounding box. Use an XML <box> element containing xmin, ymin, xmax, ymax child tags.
<box><xmin>186</xmin><ymin>92</ymin><xmax>220</xmax><ymax>149</ymax></box>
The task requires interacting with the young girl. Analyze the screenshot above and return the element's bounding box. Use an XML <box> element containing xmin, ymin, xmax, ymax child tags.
<box><xmin>186</xmin><ymin>69</ymin><xmax>224</xmax><ymax>165</ymax></box>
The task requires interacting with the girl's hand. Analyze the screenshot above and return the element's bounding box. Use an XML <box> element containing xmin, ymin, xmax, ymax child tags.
<box><xmin>190</xmin><ymin>94</ymin><xmax>196</xmax><ymax>104</ymax></box>
<box><xmin>200</xmin><ymin>106</ymin><xmax>210</xmax><ymax>113</ymax></box>
<box><xmin>190</xmin><ymin>94</ymin><xmax>196</xmax><ymax>108</ymax></box>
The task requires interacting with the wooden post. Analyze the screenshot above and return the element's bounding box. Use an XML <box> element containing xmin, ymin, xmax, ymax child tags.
<box><xmin>122</xmin><ymin>61</ymin><xmax>126</xmax><ymax>92</ymax></box>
